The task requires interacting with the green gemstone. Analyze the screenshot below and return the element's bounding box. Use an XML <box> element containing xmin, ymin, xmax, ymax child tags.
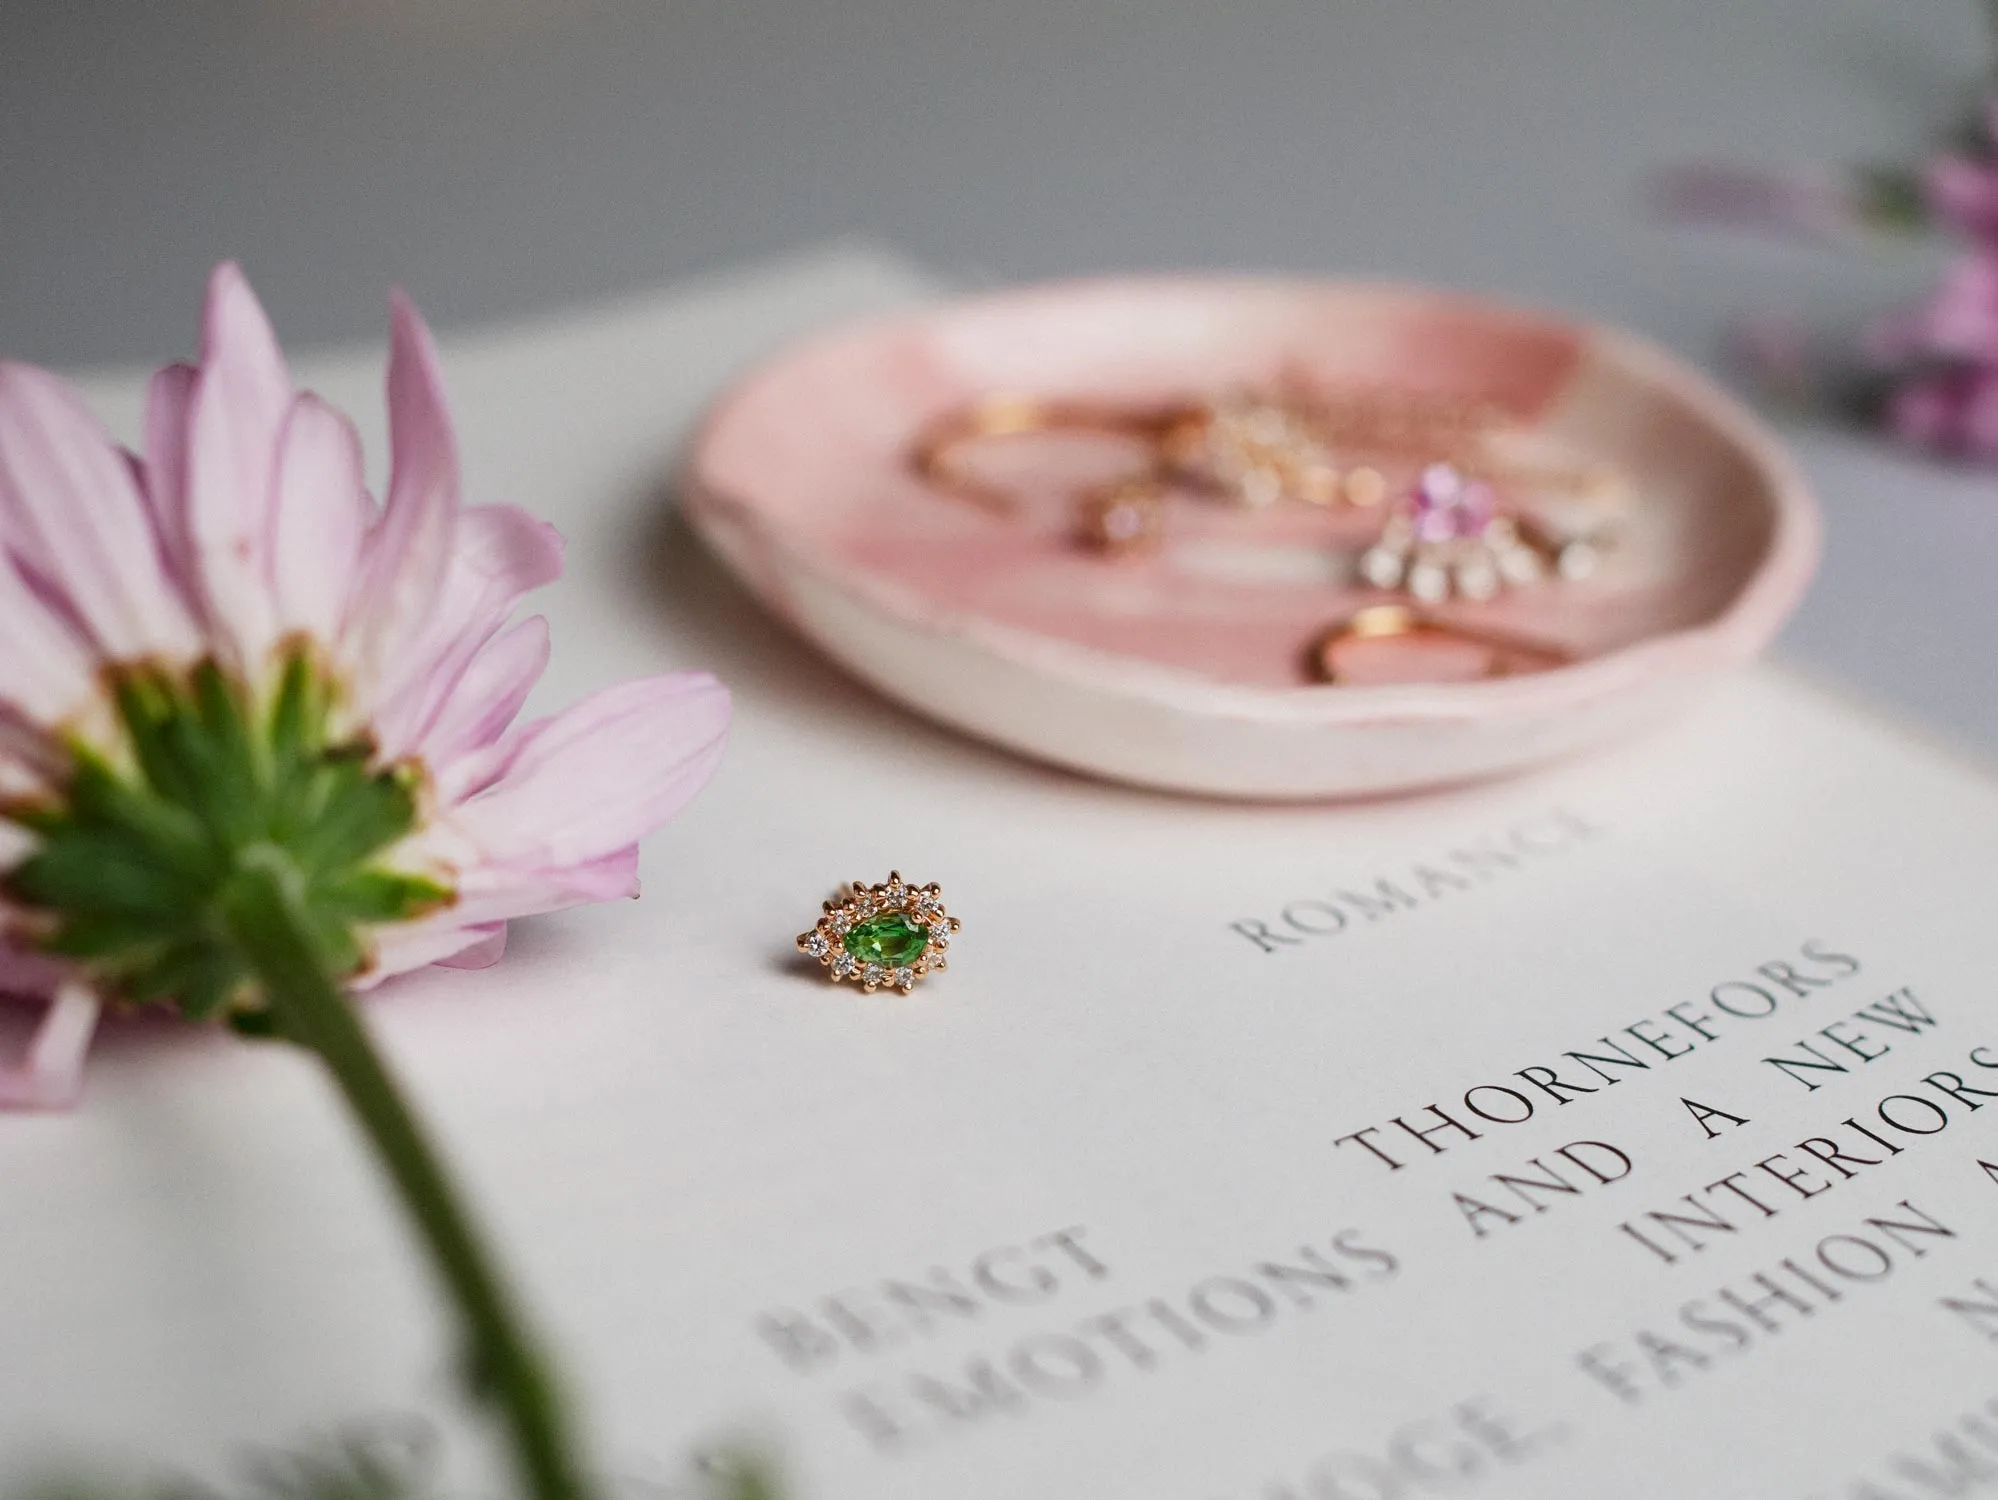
<box><xmin>843</xmin><ymin>911</ymin><xmax>930</xmax><ymax>967</ymax></box>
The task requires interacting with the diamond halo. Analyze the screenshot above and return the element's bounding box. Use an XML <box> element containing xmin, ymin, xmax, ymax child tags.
<box><xmin>796</xmin><ymin>871</ymin><xmax>963</xmax><ymax>995</ymax></box>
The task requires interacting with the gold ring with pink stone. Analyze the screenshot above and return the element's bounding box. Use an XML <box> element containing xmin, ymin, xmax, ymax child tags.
<box><xmin>1358</xmin><ymin>461</ymin><xmax>1619</xmax><ymax>605</ymax></box>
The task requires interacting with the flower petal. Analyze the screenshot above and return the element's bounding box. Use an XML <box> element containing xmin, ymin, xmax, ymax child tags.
<box><xmin>435</xmin><ymin>923</ymin><xmax>508</xmax><ymax>970</ymax></box>
<box><xmin>426</xmin><ymin>509</ymin><xmax>563</xmax><ymax>641</ymax></box>
<box><xmin>187</xmin><ymin>263</ymin><xmax>293</xmax><ymax>664</ymax></box>
<box><xmin>0</xmin><ymin>981</ymin><xmax>101</xmax><ymax>1111</ymax></box>
<box><xmin>1888</xmin><ymin>370</ymin><xmax>1970</xmax><ymax>452</ymax></box>
<box><xmin>0</xmin><ymin>704</ymin><xmax>64</xmax><ymax>804</ymax></box>
<box><xmin>0</xmin><ymin>363</ymin><xmax>201</xmax><ymax>660</ymax></box>
<box><xmin>422</xmin><ymin>613</ymin><xmax>551</xmax><ymax>769</ymax></box>
<box><xmin>371</xmin><ymin>507</ymin><xmax>561</xmax><ymax>759</ymax></box>
<box><xmin>1961</xmin><ymin>368</ymin><xmax>1998</xmax><ymax>462</ymax></box>
<box><xmin>448</xmin><ymin>848</ymin><xmax>642</xmax><ymax>925</ymax></box>
<box><xmin>369</xmin><ymin>850</ymin><xmax>640</xmax><ymax>967</ymax></box>
<box><xmin>446</xmin><ymin>673</ymin><xmax>730</xmax><ymax>870</ymax></box>
<box><xmin>143</xmin><ymin>362</ymin><xmax>198</xmax><ymax>584</ymax></box>
<box><xmin>269</xmin><ymin>395</ymin><xmax>370</xmax><ymax>643</ymax></box>
<box><xmin>0</xmin><ymin>555</ymin><xmax>98</xmax><ymax>723</ymax></box>
<box><xmin>346</xmin><ymin>292</ymin><xmax>460</xmax><ymax>702</ymax></box>
<box><xmin>1650</xmin><ymin>163</ymin><xmax>1856</xmax><ymax>240</ymax></box>
<box><xmin>356</xmin><ymin>920</ymin><xmax>506</xmax><ymax>986</ymax></box>
<box><xmin>1926</xmin><ymin>155</ymin><xmax>1998</xmax><ymax>242</ymax></box>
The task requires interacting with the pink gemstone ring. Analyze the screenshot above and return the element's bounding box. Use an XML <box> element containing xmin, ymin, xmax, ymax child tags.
<box><xmin>1359</xmin><ymin>463</ymin><xmax>1606</xmax><ymax>604</ymax></box>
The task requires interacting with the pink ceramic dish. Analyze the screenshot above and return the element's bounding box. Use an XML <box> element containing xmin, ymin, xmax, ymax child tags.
<box><xmin>687</xmin><ymin>277</ymin><xmax>1819</xmax><ymax>799</ymax></box>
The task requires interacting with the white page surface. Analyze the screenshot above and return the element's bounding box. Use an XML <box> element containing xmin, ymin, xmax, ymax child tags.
<box><xmin>5</xmin><ymin>249</ymin><xmax>1998</xmax><ymax>1500</ymax></box>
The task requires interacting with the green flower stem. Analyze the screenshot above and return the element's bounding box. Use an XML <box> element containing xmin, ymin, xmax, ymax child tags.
<box><xmin>219</xmin><ymin>845</ymin><xmax>592</xmax><ymax>1500</ymax></box>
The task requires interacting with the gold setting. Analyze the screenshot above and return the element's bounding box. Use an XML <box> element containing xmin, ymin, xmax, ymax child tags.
<box><xmin>912</xmin><ymin>396</ymin><xmax>1165</xmax><ymax>518</ymax></box>
<box><xmin>796</xmin><ymin>871</ymin><xmax>962</xmax><ymax>994</ymax></box>
<box><xmin>1075</xmin><ymin>477</ymin><xmax>1168</xmax><ymax>554</ymax></box>
<box><xmin>1159</xmin><ymin>395</ymin><xmax>1347</xmax><ymax>509</ymax></box>
<box><xmin>912</xmin><ymin>382</ymin><xmax>1611</xmax><ymax>552</ymax></box>
<box><xmin>910</xmin><ymin>380</ymin><xmax>1629</xmax><ymax>642</ymax></box>
<box><xmin>1157</xmin><ymin>385</ymin><xmax>1503</xmax><ymax>513</ymax></box>
<box><xmin>1310</xmin><ymin>603</ymin><xmax>1573</xmax><ymax>683</ymax></box>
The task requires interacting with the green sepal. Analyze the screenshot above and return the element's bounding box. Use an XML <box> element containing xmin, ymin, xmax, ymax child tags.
<box><xmin>2</xmin><ymin>646</ymin><xmax>454</xmax><ymax>1019</ymax></box>
<box><xmin>320</xmin><ymin>869</ymin><xmax>453</xmax><ymax>927</ymax></box>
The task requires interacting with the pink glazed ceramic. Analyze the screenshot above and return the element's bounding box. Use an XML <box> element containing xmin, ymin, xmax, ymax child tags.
<box><xmin>687</xmin><ymin>277</ymin><xmax>1819</xmax><ymax>799</ymax></box>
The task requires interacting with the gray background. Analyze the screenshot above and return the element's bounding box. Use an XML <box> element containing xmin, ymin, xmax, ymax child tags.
<box><xmin>3</xmin><ymin>0</ymin><xmax>1995</xmax><ymax>748</ymax></box>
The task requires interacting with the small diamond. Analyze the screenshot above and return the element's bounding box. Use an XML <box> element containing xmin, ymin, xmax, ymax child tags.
<box><xmin>1500</xmin><ymin>545</ymin><xmax>1544</xmax><ymax>585</ymax></box>
<box><xmin>1200</xmin><ymin>400</ymin><xmax>1329</xmax><ymax>508</ymax></box>
<box><xmin>1557</xmin><ymin>541</ymin><xmax>1598</xmax><ymax>581</ymax></box>
<box><xmin>1455</xmin><ymin>556</ymin><xmax>1500</xmax><ymax>601</ymax></box>
<box><xmin>831</xmin><ymin>911</ymin><xmax>853</xmax><ymax>935</ymax></box>
<box><xmin>1102</xmin><ymin>499</ymin><xmax>1149</xmax><ymax>540</ymax></box>
<box><xmin>1343</xmin><ymin>466</ymin><xmax>1387</xmax><ymax>508</ymax></box>
<box><xmin>892</xmin><ymin>967</ymin><xmax>914</xmax><ymax>988</ymax></box>
<box><xmin>929</xmin><ymin>929</ymin><xmax>950</xmax><ymax>952</ymax></box>
<box><xmin>862</xmin><ymin>963</ymin><xmax>885</xmax><ymax>986</ymax></box>
<box><xmin>804</xmin><ymin>932</ymin><xmax>829</xmax><ymax>958</ymax></box>
<box><xmin>1081</xmin><ymin>485</ymin><xmax>1163</xmax><ymax>553</ymax></box>
<box><xmin>832</xmin><ymin>953</ymin><xmax>857</xmax><ymax>978</ymax></box>
<box><xmin>1237</xmin><ymin>466</ymin><xmax>1284</xmax><ymax>509</ymax></box>
<box><xmin>1408</xmin><ymin>561</ymin><xmax>1450</xmax><ymax>604</ymax></box>
<box><xmin>1361</xmin><ymin>546</ymin><xmax>1404</xmax><ymax>588</ymax></box>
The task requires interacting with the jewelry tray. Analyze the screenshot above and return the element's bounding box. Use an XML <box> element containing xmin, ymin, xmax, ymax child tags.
<box><xmin>686</xmin><ymin>276</ymin><xmax>1818</xmax><ymax>798</ymax></box>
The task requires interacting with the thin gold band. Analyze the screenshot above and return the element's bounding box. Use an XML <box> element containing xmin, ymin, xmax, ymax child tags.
<box><xmin>911</xmin><ymin>395</ymin><xmax>1185</xmax><ymax>516</ymax></box>
<box><xmin>1311</xmin><ymin>604</ymin><xmax>1573</xmax><ymax>683</ymax></box>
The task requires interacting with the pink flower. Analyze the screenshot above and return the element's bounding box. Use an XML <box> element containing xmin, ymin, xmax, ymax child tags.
<box><xmin>1924</xmin><ymin>102</ymin><xmax>1998</xmax><ymax>244</ymax></box>
<box><xmin>1868</xmin><ymin>250</ymin><xmax>1998</xmax><ymax>366</ymax></box>
<box><xmin>0</xmin><ymin>264</ymin><xmax>730</xmax><ymax>1106</ymax></box>
<box><xmin>1925</xmin><ymin>153</ymin><xmax>1998</xmax><ymax>244</ymax></box>
<box><xmin>1723</xmin><ymin>311</ymin><xmax>1821</xmax><ymax>404</ymax></box>
<box><xmin>1884</xmin><ymin>363</ymin><xmax>1998</xmax><ymax>462</ymax></box>
<box><xmin>1649</xmin><ymin>163</ymin><xmax>1864</xmax><ymax>241</ymax></box>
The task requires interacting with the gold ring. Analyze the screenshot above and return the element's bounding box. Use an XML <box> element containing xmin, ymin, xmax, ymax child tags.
<box><xmin>911</xmin><ymin>396</ymin><xmax>1178</xmax><ymax>517</ymax></box>
<box><xmin>1310</xmin><ymin>603</ymin><xmax>1573</xmax><ymax>684</ymax></box>
<box><xmin>911</xmin><ymin>388</ymin><xmax>1627</xmax><ymax>582</ymax></box>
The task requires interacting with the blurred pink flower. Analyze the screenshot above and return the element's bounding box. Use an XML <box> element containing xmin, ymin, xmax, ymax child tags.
<box><xmin>1649</xmin><ymin>163</ymin><xmax>1865</xmax><ymax>241</ymax></box>
<box><xmin>1677</xmin><ymin>93</ymin><xmax>1998</xmax><ymax>463</ymax></box>
<box><xmin>0</xmin><ymin>264</ymin><xmax>730</xmax><ymax>1106</ymax></box>
<box><xmin>1923</xmin><ymin>100</ymin><xmax>1998</xmax><ymax>243</ymax></box>
<box><xmin>1883</xmin><ymin>364</ymin><xmax>1998</xmax><ymax>461</ymax></box>
<box><xmin>1868</xmin><ymin>123</ymin><xmax>1998</xmax><ymax>459</ymax></box>
<box><xmin>1868</xmin><ymin>251</ymin><xmax>1998</xmax><ymax>364</ymax></box>
<box><xmin>1725</xmin><ymin>310</ymin><xmax>1821</xmax><ymax>404</ymax></box>
<box><xmin>1925</xmin><ymin>153</ymin><xmax>1998</xmax><ymax>243</ymax></box>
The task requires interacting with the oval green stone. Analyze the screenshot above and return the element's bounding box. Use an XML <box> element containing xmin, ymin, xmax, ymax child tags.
<box><xmin>843</xmin><ymin>911</ymin><xmax>929</xmax><ymax>967</ymax></box>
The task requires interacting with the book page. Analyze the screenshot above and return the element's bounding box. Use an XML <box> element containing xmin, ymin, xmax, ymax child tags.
<box><xmin>6</xmin><ymin>251</ymin><xmax>1998</xmax><ymax>1500</ymax></box>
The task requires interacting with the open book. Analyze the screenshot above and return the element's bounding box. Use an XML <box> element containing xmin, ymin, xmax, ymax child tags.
<box><xmin>6</xmin><ymin>250</ymin><xmax>1996</xmax><ymax>1500</ymax></box>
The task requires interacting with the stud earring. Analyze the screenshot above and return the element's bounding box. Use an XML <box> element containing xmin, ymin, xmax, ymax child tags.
<box><xmin>798</xmin><ymin>872</ymin><xmax>961</xmax><ymax>994</ymax></box>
